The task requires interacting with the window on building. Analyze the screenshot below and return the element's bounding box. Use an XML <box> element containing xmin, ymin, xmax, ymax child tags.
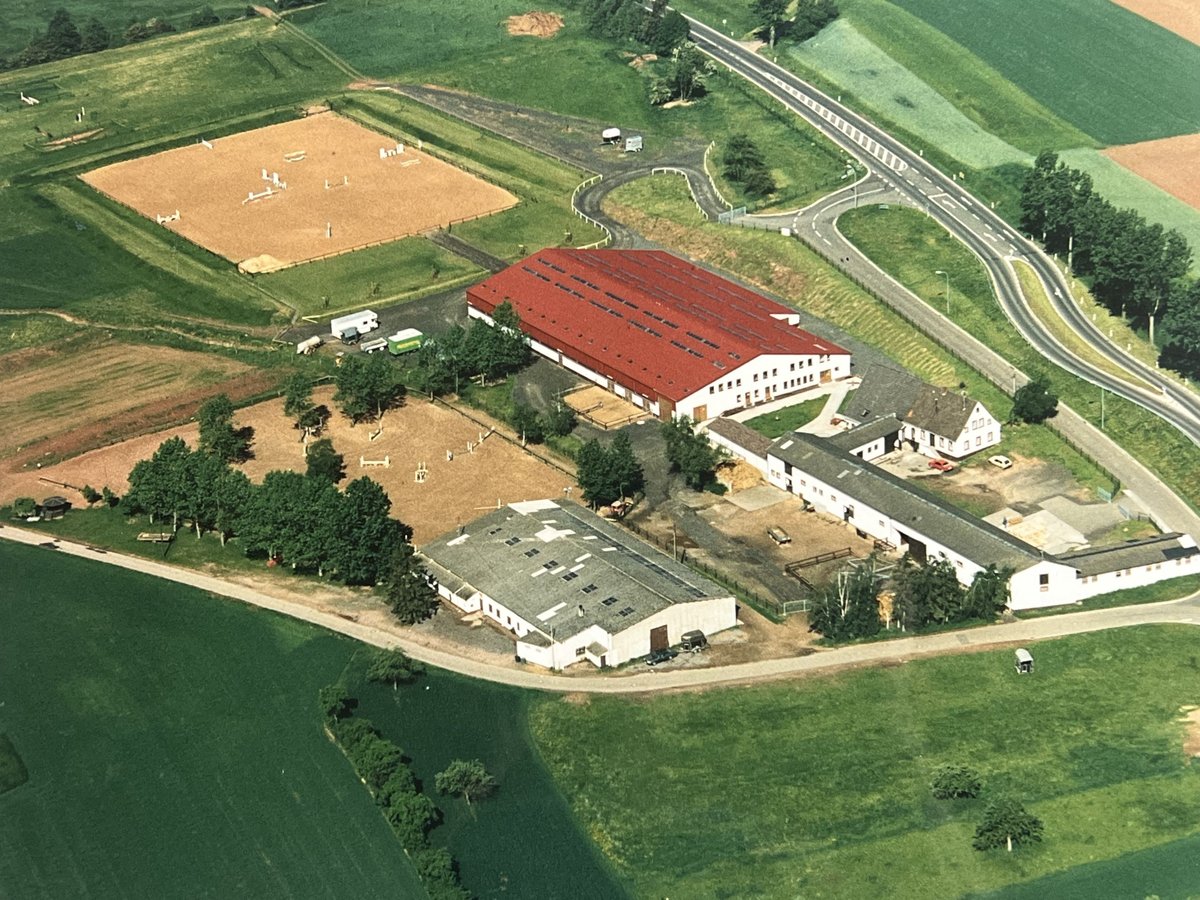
<box><xmin>790</xmin><ymin>362</ymin><xmax>796</xmax><ymax>372</ymax></box>
<box><xmin>709</xmin><ymin>386</ymin><xmax>715</xmax><ymax>395</ymax></box>
<box><xmin>753</xmin><ymin>373</ymin><xmax>759</xmax><ymax>382</ymax></box>
<box><xmin>575</xmin><ymin>646</ymin><xmax>587</xmax><ymax>656</ymax></box>
<box><xmin>1039</xmin><ymin>573</ymin><xmax>1049</xmax><ymax>591</ymax></box>
<box><xmin>736</xmin><ymin>378</ymin><xmax>742</xmax><ymax>387</ymax></box>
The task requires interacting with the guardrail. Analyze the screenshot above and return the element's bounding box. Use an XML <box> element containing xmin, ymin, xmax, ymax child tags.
<box><xmin>570</xmin><ymin>174</ymin><xmax>612</xmax><ymax>249</ymax></box>
<box><xmin>702</xmin><ymin>140</ymin><xmax>734</xmax><ymax>211</ymax></box>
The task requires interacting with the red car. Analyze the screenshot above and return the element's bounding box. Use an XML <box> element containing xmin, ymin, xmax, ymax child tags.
<box><xmin>928</xmin><ymin>458</ymin><xmax>955</xmax><ymax>472</ymax></box>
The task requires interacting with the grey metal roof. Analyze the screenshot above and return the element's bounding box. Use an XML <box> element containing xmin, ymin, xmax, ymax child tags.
<box><xmin>848</xmin><ymin>364</ymin><xmax>922</xmax><ymax>423</ymax></box>
<box><xmin>828</xmin><ymin>416</ymin><xmax>902</xmax><ymax>453</ymax></box>
<box><xmin>769</xmin><ymin>431</ymin><xmax>1042</xmax><ymax>571</ymax></box>
<box><xmin>1056</xmin><ymin>534</ymin><xmax>1198</xmax><ymax>577</ymax></box>
<box><xmin>419</xmin><ymin>500</ymin><xmax>729</xmax><ymax>643</ymax></box>
<box><xmin>707</xmin><ymin>417</ymin><xmax>772</xmax><ymax>458</ymax></box>
<box><xmin>852</xmin><ymin>364</ymin><xmax>985</xmax><ymax>438</ymax></box>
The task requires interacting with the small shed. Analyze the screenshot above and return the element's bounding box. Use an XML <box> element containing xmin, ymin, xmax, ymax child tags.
<box><xmin>1014</xmin><ymin>648</ymin><xmax>1034</xmax><ymax>674</ymax></box>
<box><xmin>40</xmin><ymin>496</ymin><xmax>70</xmax><ymax>520</ymax></box>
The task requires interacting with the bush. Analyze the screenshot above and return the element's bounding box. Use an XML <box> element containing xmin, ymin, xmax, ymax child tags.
<box><xmin>930</xmin><ymin>763</ymin><xmax>982</xmax><ymax>800</ymax></box>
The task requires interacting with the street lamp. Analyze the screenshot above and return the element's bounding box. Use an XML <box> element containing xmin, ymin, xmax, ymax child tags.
<box><xmin>934</xmin><ymin>269</ymin><xmax>951</xmax><ymax>314</ymax></box>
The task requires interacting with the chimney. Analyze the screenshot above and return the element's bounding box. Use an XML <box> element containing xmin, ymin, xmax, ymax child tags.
<box><xmin>577</xmin><ymin>605</ymin><xmax>584</xmax><ymax>617</ymax></box>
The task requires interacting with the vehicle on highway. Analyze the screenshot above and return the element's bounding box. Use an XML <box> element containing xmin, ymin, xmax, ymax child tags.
<box><xmin>645</xmin><ymin>648</ymin><xmax>679</xmax><ymax>666</ymax></box>
<box><xmin>928</xmin><ymin>458</ymin><xmax>955</xmax><ymax>472</ymax></box>
<box><xmin>988</xmin><ymin>455</ymin><xmax>1013</xmax><ymax>470</ymax></box>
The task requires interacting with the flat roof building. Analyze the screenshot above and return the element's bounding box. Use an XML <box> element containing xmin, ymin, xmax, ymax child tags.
<box><xmin>420</xmin><ymin>499</ymin><xmax>737</xmax><ymax>669</ymax></box>
<box><xmin>466</xmin><ymin>249</ymin><xmax>850</xmax><ymax>422</ymax></box>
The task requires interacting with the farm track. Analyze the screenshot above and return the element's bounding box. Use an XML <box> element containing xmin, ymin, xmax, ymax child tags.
<box><xmin>4</xmin><ymin>524</ymin><xmax>1200</xmax><ymax>694</ymax></box>
<box><xmin>0</xmin><ymin>307</ymin><xmax>271</xmax><ymax>353</ymax></box>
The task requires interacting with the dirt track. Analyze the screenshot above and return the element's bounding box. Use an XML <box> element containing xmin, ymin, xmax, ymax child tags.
<box><xmin>6</xmin><ymin>524</ymin><xmax>1199</xmax><ymax>695</ymax></box>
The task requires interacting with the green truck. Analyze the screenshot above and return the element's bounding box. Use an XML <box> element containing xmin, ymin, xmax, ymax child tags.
<box><xmin>386</xmin><ymin>328</ymin><xmax>425</xmax><ymax>356</ymax></box>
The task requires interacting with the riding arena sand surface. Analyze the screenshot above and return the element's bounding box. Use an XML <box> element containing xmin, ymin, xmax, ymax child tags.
<box><xmin>1111</xmin><ymin>0</ymin><xmax>1200</xmax><ymax>46</ymax></box>
<box><xmin>80</xmin><ymin>114</ymin><xmax>518</xmax><ymax>271</ymax></box>
<box><xmin>5</xmin><ymin>388</ymin><xmax>576</xmax><ymax>546</ymax></box>
<box><xmin>1103</xmin><ymin>132</ymin><xmax>1200</xmax><ymax>211</ymax></box>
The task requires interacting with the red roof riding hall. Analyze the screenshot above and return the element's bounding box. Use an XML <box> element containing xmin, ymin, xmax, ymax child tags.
<box><xmin>467</xmin><ymin>249</ymin><xmax>850</xmax><ymax>421</ymax></box>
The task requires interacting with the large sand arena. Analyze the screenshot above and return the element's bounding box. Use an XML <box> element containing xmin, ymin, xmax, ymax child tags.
<box><xmin>81</xmin><ymin>114</ymin><xmax>518</xmax><ymax>271</ymax></box>
<box><xmin>6</xmin><ymin>388</ymin><xmax>577</xmax><ymax>545</ymax></box>
<box><xmin>1104</xmin><ymin>132</ymin><xmax>1200</xmax><ymax>211</ymax></box>
<box><xmin>1111</xmin><ymin>0</ymin><xmax>1200</xmax><ymax>46</ymax></box>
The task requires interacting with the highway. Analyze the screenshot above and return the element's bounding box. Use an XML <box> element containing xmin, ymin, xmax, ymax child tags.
<box><xmin>685</xmin><ymin>16</ymin><xmax>1200</xmax><ymax>448</ymax></box>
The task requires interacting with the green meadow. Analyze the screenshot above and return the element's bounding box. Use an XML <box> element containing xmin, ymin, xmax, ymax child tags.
<box><xmin>531</xmin><ymin>625</ymin><xmax>1200</xmax><ymax>899</ymax></box>
<box><xmin>882</xmin><ymin>0</ymin><xmax>1200</xmax><ymax>145</ymax></box>
<box><xmin>0</xmin><ymin>541</ymin><xmax>427</xmax><ymax>897</ymax></box>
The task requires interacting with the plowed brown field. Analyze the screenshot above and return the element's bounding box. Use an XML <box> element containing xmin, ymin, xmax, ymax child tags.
<box><xmin>1103</xmin><ymin>132</ymin><xmax>1200</xmax><ymax>211</ymax></box>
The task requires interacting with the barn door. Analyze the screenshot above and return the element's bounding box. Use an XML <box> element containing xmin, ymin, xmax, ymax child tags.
<box><xmin>649</xmin><ymin>625</ymin><xmax>669</xmax><ymax>651</ymax></box>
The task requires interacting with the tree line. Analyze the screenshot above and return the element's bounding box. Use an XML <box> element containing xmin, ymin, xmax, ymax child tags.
<box><xmin>809</xmin><ymin>555</ymin><xmax>1011</xmax><ymax>641</ymax></box>
<box><xmin>321</xmin><ymin>650</ymin><xmax>493</xmax><ymax>900</ymax></box>
<box><xmin>752</xmin><ymin>0</ymin><xmax>840</xmax><ymax>47</ymax></box>
<box><xmin>1020</xmin><ymin>151</ymin><xmax>1199</xmax><ymax>379</ymax></box>
<box><xmin>2</xmin><ymin>6</ymin><xmax>254</xmax><ymax>70</ymax></box>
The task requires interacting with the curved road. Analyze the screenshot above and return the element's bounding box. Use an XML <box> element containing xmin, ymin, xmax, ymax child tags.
<box><xmin>686</xmin><ymin>17</ymin><xmax>1200</xmax><ymax>448</ymax></box>
<box><xmin>7</xmin><ymin>525</ymin><xmax>1200</xmax><ymax>694</ymax></box>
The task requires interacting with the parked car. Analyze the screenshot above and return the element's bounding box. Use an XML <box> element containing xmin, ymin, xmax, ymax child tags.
<box><xmin>988</xmin><ymin>455</ymin><xmax>1013</xmax><ymax>470</ymax></box>
<box><xmin>767</xmin><ymin>526</ymin><xmax>792</xmax><ymax>545</ymax></box>
<box><xmin>928</xmin><ymin>458</ymin><xmax>955</xmax><ymax>472</ymax></box>
<box><xmin>645</xmin><ymin>648</ymin><xmax>679</xmax><ymax>666</ymax></box>
<box><xmin>680</xmin><ymin>630</ymin><xmax>708</xmax><ymax>652</ymax></box>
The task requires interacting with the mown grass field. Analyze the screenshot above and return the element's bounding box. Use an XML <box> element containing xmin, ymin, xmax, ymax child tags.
<box><xmin>531</xmin><ymin>625</ymin><xmax>1200</xmax><ymax>899</ymax></box>
<box><xmin>786</xmin><ymin>19</ymin><xmax>1030</xmax><ymax>170</ymax></box>
<box><xmin>883</xmin><ymin>0</ymin><xmax>1200</xmax><ymax>145</ymax></box>
<box><xmin>346</xmin><ymin>662</ymin><xmax>631</xmax><ymax>900</ymax></box>
<box><xmin>606</xmin><ymin>178</ymin><xmax>1114</xmax><ymax>495</ymax></box>
<box><xmin>0</xmin><ymin>540</ymin><xmax>427</xmax><ymax>898</ymax></box>
<box><xmin>837</xmin><ymin>205</ymin><xmax>1200</xmax><ymax>509</ymax></box>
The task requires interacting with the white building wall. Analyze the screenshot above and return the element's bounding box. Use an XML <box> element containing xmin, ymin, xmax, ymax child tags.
<box><xmin>682</xmin><ymin>353</ymin><xmax>852</xmax><ymax>421</ymax></box>
<box><xmin>903</xmin><ymin>402</ymin><xmax>1001</xmax><ymax>460</ymax></box>
<box><xmin>605</xmin><ymin>597</ymin><xmax>737</xmax><ymax>666</ymax></box>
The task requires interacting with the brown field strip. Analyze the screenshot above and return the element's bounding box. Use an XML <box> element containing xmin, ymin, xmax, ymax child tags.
<box><xmin>1103</xmin><ymin>131</ymin><xmax>1200</xmax><ymax>211</ymax></box>
<box><xmin>80</xmin><ymin>114</ymin><xmax>518</xmax><ymax>270</ymax></box>
<box><xmin>1111</xmin><ymin>0</ymin><xmax>1200</xmax><ymax>46</ymax></box>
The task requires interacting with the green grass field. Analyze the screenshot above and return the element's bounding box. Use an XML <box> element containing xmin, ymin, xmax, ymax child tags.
<box><xmin>837</xmin><ymin>205</ymin><xmax>1200</xmax><ymax>509</ymax></box>
<box><xmin>0</xmin><ymin>540</ymin><xmax>427</xmax><ymax>897</ymax></box>
<box><xmin>882</xmin><ymin>0</ymin><xmax>1200</xmax><ymax>146</ymax></box>
<box><xmin>786</xmin><ymin>19</ymin><xmax>1030</xmax><ymax>170</ymax></box>
<box><xmin>531</xmin><ymin>625</ymin><xmax>1200</xmax><ymax>899</ymax></box>
<box><xmin>347</xmin><ymin>663</ymin><xmax>631</xmax><ymax>899</ymax></box>
<box><xmin>0</xmin><ymin>734</ymin><xmax>29</xmax><ymax>795</ymax></box>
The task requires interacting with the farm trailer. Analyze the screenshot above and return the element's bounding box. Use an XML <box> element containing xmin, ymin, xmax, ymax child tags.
<box><xmin>387</xmin><ymin>328</ymin><xmax>425</xmax><ymax>356</ymax></box>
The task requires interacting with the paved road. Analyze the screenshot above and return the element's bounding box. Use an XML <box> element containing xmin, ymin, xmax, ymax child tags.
<box><xmin>686</xmin><ymin>17</ymin><xmax>1200</xmax><ymax>451</ymax></box>
<box><xmin>7</xmin><ymin>525</ymin><xmax>1199</xmax><ymax>694</ymax></box>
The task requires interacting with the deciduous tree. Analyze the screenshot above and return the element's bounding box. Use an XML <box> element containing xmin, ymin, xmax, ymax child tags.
<box><xmin>385</xmin><ymin>540</ymin><xmax>439</xmax><ymax>624</ymax></box>
<box><xmin>329</xmin><ymin>477</ymin><xmax>404</xmax><ymax>584</ymax></box>
<box><xmin>931</xmin><ymin>763</ymin><xmax>982</xmax><ymax>800</ymax></box>
<box><xmin>367</xmin><ymin>647</ymin><xmax>424</xmax><ymax>687</ymax></box>
<box><xmin>662</xmin><ymin>416</ymin><xmax>721</xmax><ymax>490</ymax></box>
<box><xmin>435</xmin><ymin>759</ymin><xmax>497</xmax><ymax>805</ymax></box>
<box><xmin>305</xmin><ymin>438</ymin><xmax>345</xmax><ymax>484</ymax></box>
<box><xmin>334</xmin><ymin>354</ymin><xmax>405</xmax><ymax>425</ymax></box>
<box><xmin>318</xmin><ymin>685</ymin><xmax>352</xmax><ymax>722</ymax></box>
<box><xmin>384</xmin><ymin>791</ymin><xmax>438</xmax><ymax>849</ymax></box>
<box><xmin>1011</xmin><ymin>375</ymin><xmax>1059</xmax><ymax>424</ymax></box>
<box><xmin>198</xmin><ymin>394</ymin><xmax>251</xmax><ymax>463</ymax></box>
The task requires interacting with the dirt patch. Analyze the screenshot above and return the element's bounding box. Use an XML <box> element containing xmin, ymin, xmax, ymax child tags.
<box><xmin>1104</xmin><ymin>132</ymin><xmax>1200</xmax><ymax>211</ymax></box>
<box><xmin>81</xmin><ymin>115</ymin><xmax>517</xmax><ymax>269</ymax></box>
<box><xmin>717</xmin><ymin>459</ymin><xmax>762</xmax><ymax>492</ymax></box>
<box><xmin>505</xmin><ymin>11</ymin><xmax>564</xmax><ymax>38</ymax></box>
<box><xmin>44</xmin><ymin>128</ymin><xmax>103</xmax><ymax>148</ymax></box>
<box><xmin>628</xmin><ymin>53</ymin><xmax>657</xmax><ymax>69</ymax></box>
<box><xmin>1182</xmin><ymin>706</ymin><xmax>1200</xmax><ymax>757</ymax></box>
<box><xmin>1110</xmin><ymin>0</ymin><xmax>1200</xmax><ymax>46</ymax></box>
